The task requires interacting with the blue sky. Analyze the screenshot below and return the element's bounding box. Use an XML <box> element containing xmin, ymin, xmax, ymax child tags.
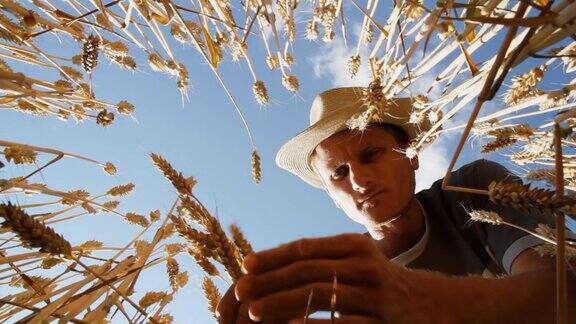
<box><xmin>1</xmin><ymin>1</ymin><xmax>575</xmax><ymax>322</ymax></box>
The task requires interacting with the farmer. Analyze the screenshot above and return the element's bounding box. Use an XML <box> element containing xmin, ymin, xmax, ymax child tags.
<box><xmin>217</xmin><ymin>87</ymin><xmax>575</xmax><ymax>323</ymax></box>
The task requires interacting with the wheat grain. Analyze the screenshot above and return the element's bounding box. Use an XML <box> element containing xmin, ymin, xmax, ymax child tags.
<box><xmin>188</xmin><ymin>246</ymin><xmax>220</xmax><ymax>276</ymax></box>
<box><xmin>41</xmin><ymin>256</ymin><xmax>65</xmax><ymax>269</ymax></box>
<box><xmin>148</xmin><ymin>53</ymin><xmax>167</xmax><ymax>72</ymax></box>
<box><xmin>504</xmin><ymin>66</ymin><xmax>546</xmax><ymax>105</ymax></box>
<box><xmin>77</xmin><ymin>240</ymin><xmax>104</xmax><ymax>251</ymax></box>
<box><xmin>230</xmin><ymin>41</ymin><xmax>247</xmax><ymax>62</ymax></box>
<box><xmin>164</xmin><ymin>243</ymin><xmax>185</xmax><ymax>256</ymax></box>
<box><xmin>305</xmin><ymin>20</ymin><xmax>319</xmax><ymax>40</ymax></box>
<box><xmin>284</xmin><ymin>53</ymin><xmax>294</xmax><ymax>66</ymax></box>
<box><xmin>150</xmin><ymin>313</ymin><xmax>174</xmax><ymax>324</ymax></box>
<box><xmin>60</xmin><ymin>190</ymin><xmax>90</xmax><ymax>205</ymax></box>
<box><xmin>54</xmin><ymin>79</ymin><xmax>73</xmax><ymax>91</ymax></box>
<box><xmin>534</xmin><ymin>244</ymin><xmax>576</xmax><ymax>259</ymax></box>
<box><xmin>487</xmin><ymin>124</ymin><xmax>535</xmax><ymax>140</ymax></box>
<box><xmin>266</xmin><ymin>55</ymin><xmax>279</xmax><ymax>69</ymax></box>
<box><xmin>170</xmin><ymin>214</ymin><xmax>215</xmax><ymax>250</ymax></box>
<box><xmin>96</xmin><ymin>109</ymin><xmax>115</xmax><ymax>127</ymax></box>
<box><xmin>171</xmin><ymin>23</ymin><xmax>188</xmax><ymax>43</ymax></box>
<box><xmin>282</xmin><ymin>74</ymin><xmax>299</xmax><ymax>92</ymax></box>
<box><xmin>116</xmin><ymin>100</ymin><xmax>135</xmax><ymax>115</ymax></box>
<box><xmin>175</xmin><ymin>271</ymin><xmax>189</xmax><ymax>289</ymax></box>
<box><xmin>150</xmin><ymin>209</ymin><xmax>161</xmax><ymax>222</ymax></box>
<box><xmin>363</xmin><ymin>78</ymin><xmax>386</xmax><ymax>109</ymax></box>
<box><xmin>3</xmin><ymin>146</ymin><xmax>37</xmax><ymax>165</ymax></box>
<box><xmin>468</xmin><ymin>210</ymin><xmax>503</xmax><ymax>225</ymax></box>
<box><xmin>166</xmin><ymin>257</ymin><xmax>180</xmax><ymax>291</ymax></box>
<box><xmin>363</xmin><ymin>24</ymin><xmax>374</xmax><ymax>44</ymax></box>
<box><xmin>139</xmin><ymin>291</ymin><xmax>168</xmax><ymax>308</ymax></box>
<box><xmin>150</xmin><ymin>153</ymin><xmax>194</xmax><ymax>196</ymax></box>
<box><xmin>60</xmin><ymin>66</ymin><xmax>84</xmax><ymax>83</ymax></box>
<box><xmin>202</xmin><ymin>277</ymin><xmax>221</xmax><ymax>318</ymax></box>
<box><xmin>125</xmin><ymin>212</ymin><xmax>150</xmax><ymax>228</ymax></box>
<box><xmin>107</xmin><ymin>183</ymin><xmax>135</xmax><ymax>197</ymax></box>
<box><xmin>482</xmin><ymin>136</ymin><xmax>517</xmax><ymax>153</ymax></box>
<box><xmin>229</xmin><ymin>223</ymin><xmax>253</xmax><ymax>258</ymax></box>
<box><xmin>103</xmin><ymin>162</ymin><xmax>117</xmax><ymax>175</ymax></box>
<box><xmin>402</xmin><ymin>0</ymin><xmax>424</xmax><ymax>21</ymax></box>
<box><xmin>526</xmin><ymin>169</ymin><xmax>556</xmax><ymax>185</ymax></box>
<box><xmin>0</xmin><ymin>58</ymin><xmax>13</xmax><ymax>72</ymax></box>
<box><xmin>81</xmin><ymin>34</ymin><xmax>99</xmax><ymax>73</ymax></box>
<box><xmin>253</xmin><ymin>80</ymin><xmax>269</xmax><ymax>106</ymax></box>
<box><xmin>112</xmin><ymin>55</ymin><xmax>137</xmax><ymax>70</ymax></box>
<box><xmin>251</xmin><ymin>149</ymin><xmax>262</xmax><ymax>184</ymax></box>
<box><xmin>178</xmin><ymin>199</ymin><xmax>243</xmax><ymax>278</ymax></box>
<box><xmin>101</xmin><ymin>40</ymin><xmax>129</xmax><ymax>57</ymax></box>
<box><xmin>348</xmin><ymin>55</ymin><xmax>360</xmax><ymax>78</ymax></box>
<box><xmin>101</xmin><ymin>200</ymin><xmax>120</xmax><ymax>210</ymax></box>
<box><xmin>437</xmin><ymin>21</ymin><xmax>456</xmax><ymax>41</ymax></box>
<box><xmin>488</xmin><ymin>181</ymin><xmax>576</xmax><ymax>216</ymax></box>
<box><xmin>0</xmin><ymin>203</ymin><xmax>72</xmax><ymax>256</ymax></box>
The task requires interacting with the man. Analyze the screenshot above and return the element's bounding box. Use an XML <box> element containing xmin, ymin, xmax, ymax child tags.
<box><xmin>217</xmin><ymin>87</ymin><xmax>575</xmax><ymax>323</ymax></box>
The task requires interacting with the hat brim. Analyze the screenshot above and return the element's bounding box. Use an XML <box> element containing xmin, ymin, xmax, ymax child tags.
<box><xmin>276</xmin><ymin>97</ymin><xmax>428</xmax><ymax>188</ymax></box>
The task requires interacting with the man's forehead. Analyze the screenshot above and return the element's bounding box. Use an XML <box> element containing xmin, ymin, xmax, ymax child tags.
<box><xmin>319</xmin><ymin>126</ymin><xmax>393</xmax><ymax>148</ymax></box>
<box><xmin>313</xmin><ymin>126</ymin><xmax>395</xmax><ymax>161</ymax></box>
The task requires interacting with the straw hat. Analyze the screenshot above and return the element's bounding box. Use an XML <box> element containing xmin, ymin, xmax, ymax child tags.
<box><xmin>275</xmin><ymin>87</ymin><xmax>430</xmax><ymax>188</ymax></box>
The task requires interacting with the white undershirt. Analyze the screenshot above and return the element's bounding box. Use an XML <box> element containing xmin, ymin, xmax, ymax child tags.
<box><xmin>390</xmin><ymin>200</ymin><xmax>429</xmax><ymax>266</ymax></box>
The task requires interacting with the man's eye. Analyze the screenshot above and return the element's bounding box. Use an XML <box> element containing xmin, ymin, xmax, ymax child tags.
<box><xmin>363</xmin><ymin>148</ymin><xmax>383</xmax><ymax>161</ymax></box>
<box><xmin>330</xmin><ymin>166</ymin><xmax>348</xmax><ymax>180</ymax></box>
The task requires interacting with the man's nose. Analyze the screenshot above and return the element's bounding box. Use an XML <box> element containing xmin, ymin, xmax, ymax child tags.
<box><xmin>349</xmin><ymin>163</ymin><xmax>372</xmax><ymax>193</ymax></box>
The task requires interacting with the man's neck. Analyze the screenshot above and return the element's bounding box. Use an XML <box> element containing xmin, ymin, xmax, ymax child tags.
<box><xmin>371</xmin><ymin>197</ymin><xmax>425</xmax><ymax>259</ymax></box>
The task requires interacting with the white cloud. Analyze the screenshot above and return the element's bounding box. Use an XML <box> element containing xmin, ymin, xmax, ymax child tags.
<box><xmin>415</xmin><ymin>136</ymin><xmax>450</xmax><ymax>192</ymax></box>
<box><xmin>307</xmin><ymin>35</ymin><xmax>372</xmax><ymax>87</ymax></box>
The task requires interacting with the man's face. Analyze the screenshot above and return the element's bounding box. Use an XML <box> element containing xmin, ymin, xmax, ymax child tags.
<box><xmin>311</xmin><ymin>125</ymin><xmax>418</xmax><ymax>228</ymax></box>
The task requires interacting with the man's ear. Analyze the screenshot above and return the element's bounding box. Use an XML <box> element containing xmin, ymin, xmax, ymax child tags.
<box><xmin>410</xmin><ymin>154</ymin><xmax>419</xmax><ymax>171</ymax></box>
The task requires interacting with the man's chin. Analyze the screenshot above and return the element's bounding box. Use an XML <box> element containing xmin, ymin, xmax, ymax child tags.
<box><xmin>364</xmin><ymin>213</ymin><xmax>404</xmax><ymax>228</ymax></box>
<box><xmin>366</xmin><ymin>226</ymin><xmax>385</xmax><ymax>240</ymax></box>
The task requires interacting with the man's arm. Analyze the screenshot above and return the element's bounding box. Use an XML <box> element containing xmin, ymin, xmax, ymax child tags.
<box><xmin>231</xmin><ymin>234</ymin><xmax>575</xmax><ymax>324</ymax></box>
<box><xmin>413</xmin><ymin>249</ymin><xmax>575</xmax><ymax>323</ymax></box>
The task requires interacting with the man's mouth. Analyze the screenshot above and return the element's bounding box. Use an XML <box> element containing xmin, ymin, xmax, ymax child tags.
<box><xmin>358</xmin><ymin>190</ymin><xmax>386</xmax><ymax>207</ymax></box>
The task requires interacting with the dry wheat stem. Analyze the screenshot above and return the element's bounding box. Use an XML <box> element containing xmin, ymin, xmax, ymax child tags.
<box><xmin>2</xmin><ymin>182</ymin><xmax>126</xmax><ymax>218</ymax></box>
<box><xmin>72</xmin><ymin>257</ymin><xmax>158</xmax><ymax>323</ymax></box>
<box><xmin>441</xmin><ymin>2</ymin><xmax>529</xmax><ymax>194</ymax></box>
<box><xmin>171</xmin><ymin>4</ymin><xmax>255</xmax><ymax>148</ymax></box>
<box><xmin>553</xmin><ymin>123</ymin><xmax>567</xmax><ymax>324</ymax></box>
<box><xmin>0</xmin><ymin>140</ymin><xmax>103</xmax><ymax>166</ymax></box>
<box><xmin>0</xmin><ymin>298</ymin><xmax>89</xmax><ymax>324</ymax></box>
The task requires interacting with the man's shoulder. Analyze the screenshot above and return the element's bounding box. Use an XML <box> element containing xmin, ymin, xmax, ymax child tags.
<box><xmin>418</xmin><ymin>159</ymin><xmax>516</xmax><ymax>195</ymax></box>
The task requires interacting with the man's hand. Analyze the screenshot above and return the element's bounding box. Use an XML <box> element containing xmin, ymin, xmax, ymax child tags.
<box><xmin>216</xmin><ymin>282</ymin><xmax>256</xmax><ymax>324</ymax></box>
<box><xmin>233</xmin><ymin>233</ymin><xmax>426</xmax><ymax>323</ymax></box>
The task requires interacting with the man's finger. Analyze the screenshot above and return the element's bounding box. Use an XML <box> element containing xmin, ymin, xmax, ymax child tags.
<box><xmin>287</xmin><ymin>315</ymin><xmax>380</xmax><ymax>324</ymax></box>
<box><xmin>243</xmin><ymin>234</ymin><xmax>373</xmax><ymax>274</ymax></box>
<box><xmin>248</xmin><ymin>282</ymin><xmax>375</xmax><ymax>323</ymax></box>
<box><xmin>236</xmin><ymin>302</ymin><xmax>258</xmax><ymax>324</ymax></box>
<box><xmin>216</xmin><ymin>283</ymin><xmax>241</xmax><ymax>324</ymax></box>
<box><xmin>236</xmin><ymin>258</ymin><xmax>381</xmax><ymax>301</ymax></box>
